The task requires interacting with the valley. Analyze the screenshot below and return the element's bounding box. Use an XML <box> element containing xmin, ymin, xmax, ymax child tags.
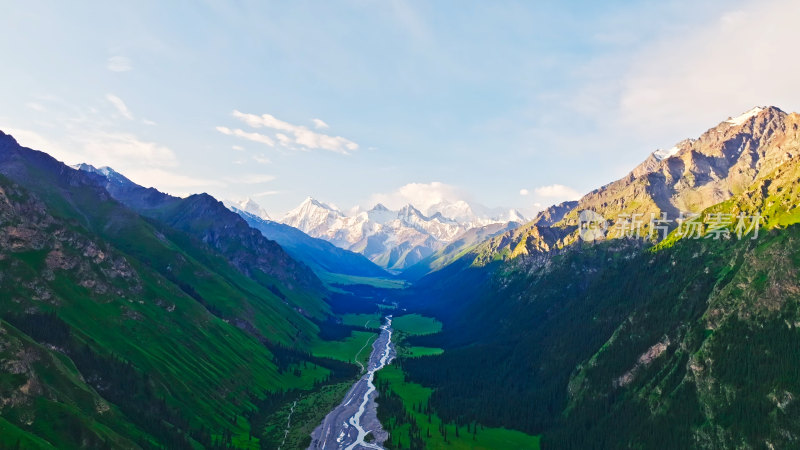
<box><xmin>4</xmin><ymin>105</ymin><xmax>800</xmax><ymax>450</ymax></box>
<box><xmin>309</xmin><ymin>316</ymin><xmax>395</xmax><ymax>450</ymax></box>
<box><xmin>4</xmin><ymin>3</ymin><xmax>800</xmax><ymax>449</ymax></box>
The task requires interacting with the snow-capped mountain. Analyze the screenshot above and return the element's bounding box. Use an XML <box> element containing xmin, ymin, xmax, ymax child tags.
<box><xmin>224</xmin><ymin>198</ymin><xmax>271</xmax><ymax>220</ymax></box>
<box><xmin>425</xmin><ymin>200</ymin><xmax>525</xmax><ymax>226</ymax></box>
<box><xmin>277</xmin><ymin>198</ymin><xmax>527</xmax><ymax>270</ymax></box>
<box><xmin>282</xmin><ymin>197</ymin><xmax>344</xmax><ymax>235</ymax></box>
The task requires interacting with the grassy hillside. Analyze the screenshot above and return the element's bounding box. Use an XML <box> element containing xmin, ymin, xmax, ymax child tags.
<box><xmin>395</xmin><ymin>166</ymin><xmax>800</xmax><ymax>448</ymax></box>
<box><xmin>0</xmin><ymin>133</ymin><xmax>367</xmax><ymax>447</ymax></box>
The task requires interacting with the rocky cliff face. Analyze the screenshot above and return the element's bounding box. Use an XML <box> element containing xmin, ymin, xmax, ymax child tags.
<box><xmin>473</xmin><ymin>107</ymin><xmax>800</xmax><ymax>265</ymax></box>
<box><xmin>570</xmin><ymin>106</ymin><xmax>797</xmax><ymax>225</ymax></box>
<box><xmin>404</xmin><ymin>107</ymin><xmax>800</xmax><ymax>449</ymax></box>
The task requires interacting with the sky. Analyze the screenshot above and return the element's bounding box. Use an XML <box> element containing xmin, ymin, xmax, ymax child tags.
<box><xmin>1</xmin><ymin>0</ymin><xmax>799</xmax><ymax>218</ymax></box>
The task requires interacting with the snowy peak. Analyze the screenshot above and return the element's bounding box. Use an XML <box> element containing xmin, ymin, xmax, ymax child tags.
<box><xmin>298</xmin><ymin>196</ymin><xmax>338</xmax><ymax>212</ymax></box>
<box><xmin>722</xmin><ymin>105</ymin><xmax>787</xmax><ymax>127</ymax></box>
<box><xmin>425</xmin><ymin>200</ymin><xmax>527</xmax><ymax>226</ymax></box>
<box><xmin>651</xmin><ymin>138</ymin><xmax>697</xmax><ymax>163</ymax></box>
<box><xmin>282</xmin><ymin>197</ymin><xmax>343</xmax><ymax>234</ymax></box>
<box><xmin>72</xmin><ymin>163</ymin><xmax>134</xmax><ymax>186</ymax></box>
<box><xmin>653</xmin><ymin>146</ymin><xmax>680</xmax><ymax>161</ymax></box>
<box><xmin>398</xmin><ymin>204</ymin><xmax>427</xmax><ymax>221</ymax></box>
<box><xmin>426</xmin><ymin>200</ymin><xmax>474</xmax><ymax>223</ymax></box>
<box><xmin>503</xmin><ymin>209</ymin><xmax>527</xmax><ymax>223</ymax></box>
<box><xmin>725</xmin><ymin>106</ymin><xmax>766</xmax><ymax>126</ymax></box>
<box><xmin>366</xmin><ymin>203</ymin><xmax>396</xmax><ymax>225</ymax></box>
<box><xmin>225</xmin><ymin>198</ymin><xmax>271</xmax><ymax>221</ymax></box>
<box><xmin>278</xmin><ymin>197</ymin><xmax>525</xmax><ymax>269</ymax></box>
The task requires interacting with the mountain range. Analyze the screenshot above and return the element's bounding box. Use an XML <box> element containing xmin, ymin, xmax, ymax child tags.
<box><xmin>278</xmin><ymin>197</ymin><xmax>526</xmax><ymax>270</ymax></box>
<box><xmin>4</xmin><ymin>105</ymin><xmax>800</xmax><ymax>449</ymax></box>
<box><xmin>231</xmin><ymin>207</ymin><xmax>391</xmax><ymax>282</ymax></box>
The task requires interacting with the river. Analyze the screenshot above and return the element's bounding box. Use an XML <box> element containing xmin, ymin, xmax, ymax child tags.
<box><xmin>308</xmin><ymin>316</ymin><xmax>395</xmax><ymax>450</ymax></box>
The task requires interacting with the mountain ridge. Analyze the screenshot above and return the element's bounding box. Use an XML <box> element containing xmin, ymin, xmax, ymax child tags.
<box><xmin>392</xmin><ymin>105</ymin><xmax>800</xmax><ymax>449</ymax></box>
<box><xmin>279</xmin><ymin>195</ymin><xmax>526</xmax><ymax>270</ymax></box>
<box><xmin>0</xmin><ymin>129</ymin><xmax>356</xmax><ymax>448</ymax></box>
<box><xmin>231</xmin><ymin>206</ymin><xmax>392</xmax><ymax>280</ymax></box>
<box><xmin>466</xmin><ymin>105</ymin><xmax>798</xmax><ymax>266</ymax></box>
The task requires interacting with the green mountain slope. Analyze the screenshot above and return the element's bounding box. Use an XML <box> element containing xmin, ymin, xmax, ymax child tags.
<box><xmin>0</xmin><ymin>318</ymin><xmax>147</xmax><ymax>449</ymax></box>
<box><xmin>400</xmin><ymin>221</ymin><xmax>519</xmax><ymax>281</ymax></box>
<box><xmin>0</xmin><ymin>131</ymin><xmax>352</xmax><ymax>448</ymax></box>
<box><xmin>74</xmin><ymin>163</ymin><xmax>327</xmax><ymax>321</ymax></box>
<box><xmin>394</xmin><ymin>107</ymin><xmax>800</xmax><ymax>448</ymax></box>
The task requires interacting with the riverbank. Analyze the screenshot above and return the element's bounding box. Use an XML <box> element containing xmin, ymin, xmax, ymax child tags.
<box><xmin>309</xmin><ymin>316</ymin><xmax>395</xmax><ymax>450</ymax></box>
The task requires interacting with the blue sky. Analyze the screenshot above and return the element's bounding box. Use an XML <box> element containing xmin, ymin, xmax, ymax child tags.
<box><xmin>2</xmin><ymin>0</ymin><xmax>798</xmax><ymax>217</ymax></box>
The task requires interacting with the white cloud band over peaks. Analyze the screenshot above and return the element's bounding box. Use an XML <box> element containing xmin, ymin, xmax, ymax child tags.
<box><xmin>216</xmin><ymin>110</ymin><xmax>358</xmax><ymax>154</ymax></box>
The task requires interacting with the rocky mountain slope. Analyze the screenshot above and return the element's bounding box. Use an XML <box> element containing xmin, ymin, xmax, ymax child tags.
<box><xmin>400</xmin><ymin>221</ymin><xmax>520</xmax><ymax>280</ymax></box>
<box><xmin>469</xmin><ymin>106</ymin><xmax>800</xmax><ymax>264</ymax></box>
<box><xmin>395</xmin><ymin>106</ymin><xmax>800</xmax><ymax>449</ymax></box>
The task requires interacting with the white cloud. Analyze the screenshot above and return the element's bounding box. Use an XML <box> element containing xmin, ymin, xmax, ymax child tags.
<box><xmin>312</xmin><ymin>118</ymin><xmax>329</xmax><ymax>129</ymax></box>
<box><xmin>106</xmin><ymin>94</ymin><xmax>133</xmax><ymax>120</ymax></box>
<box><xmin>3</xmin><ymin>98</ymin><xmax>232</xmax><ymax>199</ymax></box>
<box><xmin>123</xmin><ymin>168</ymin><xmax>225</xmax><ymax>195</ymax></box>
<box><xmin>533</xmin><ymin>184</ymin><xmax>582</xmax><ymax>201</ymax></box>
<box><xmin>227</xmin><ymin>110</ymin><xmax>358</xmax><ymax>154</ymax></box>
<box><xmin>4</xmin><ymin>126</ymin><xmax>221</xmax><ymax>197</ymax></box>
<box><xmin>4</xmin><ymin>127</ymin><xmax>176</xmax><ymax>170</ymax></box>
<box><xmin>232</xmin><ymin>145</ymin><xmax>244</xmax><ymax>151</ymax></box>
<box><xmin>368</xmin><ymin>182</ymin><xmax>467</xmax><ymax>211</ymax></box>
<box><xmin>107</xmin><ymin>56</ymin><xmax>132</xmax><ymax>72</ymax></box>
<box><xmin>617</xmin><ymin>0</ymin><xmax>800</xmax><ymax>139</ymax></box>
<box><xmin>216</xmin><ymin>126</ymin><xmax>275</xmax><ymax>147</ymax></box>
<box><xmin>252</xmin><ymin>154</ymin><xmax>271</xmax><ymax>164</ymax></box>
<box><xmin>252</xmin><ymin>190</ymin><xmax>280</xmax><ymax>198</ymax></box>
<box><xmin>275</xmin><ymin>133</ymin><xmax>292</xmax><ymax>145</ymax></box>
<box><xmin>517</xmin><ymin>185</ymin><xmax>581</xmax><ymax>218</ymax></box>
<box><xmin>3</xmin><ymin>128</ymin><xmax>77</xmax><ymax>161</ymax></box>
<box><xmin>25</xmin><ymin>102</ymin><xmax>46</xmax><ymax>112</ymax></box>
<box><xmin>71</xmin><ymin>130</ymin><xmax>178</xmax><ymax>168</ymax></box>
<box><xmin>232</xmin><ymin>174</ymin><xmax>275</xmax><ymax>184</ymax></box>
<box><xmin>232</xmin><ymin>110</ymin><xmax>291</xmax><ymax>130</ymax></box>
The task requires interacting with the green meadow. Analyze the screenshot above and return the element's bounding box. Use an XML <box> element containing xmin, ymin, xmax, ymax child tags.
<box><xmin>401</xmin><ymin>346</ymin><xmax>444</xmax><ymax>358</ymax></box>
<box><xmin>392</xmin><ymin>314</ymin><xmax>443</xmax><ymax>336</ymax></box>
<box><xmin>341</xmin><ymin>312</ymin><xmax>384</xmax><ymax>330</ymax></box>
<box><xmin>311</xmin><ymin>330</ymin><xmax>378</xmax><ymax>369</ymax></box>
<box><xmin>376</xmin><ymin>365</ymin><xmax>540</xmax><ymax>450</ymax></box>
